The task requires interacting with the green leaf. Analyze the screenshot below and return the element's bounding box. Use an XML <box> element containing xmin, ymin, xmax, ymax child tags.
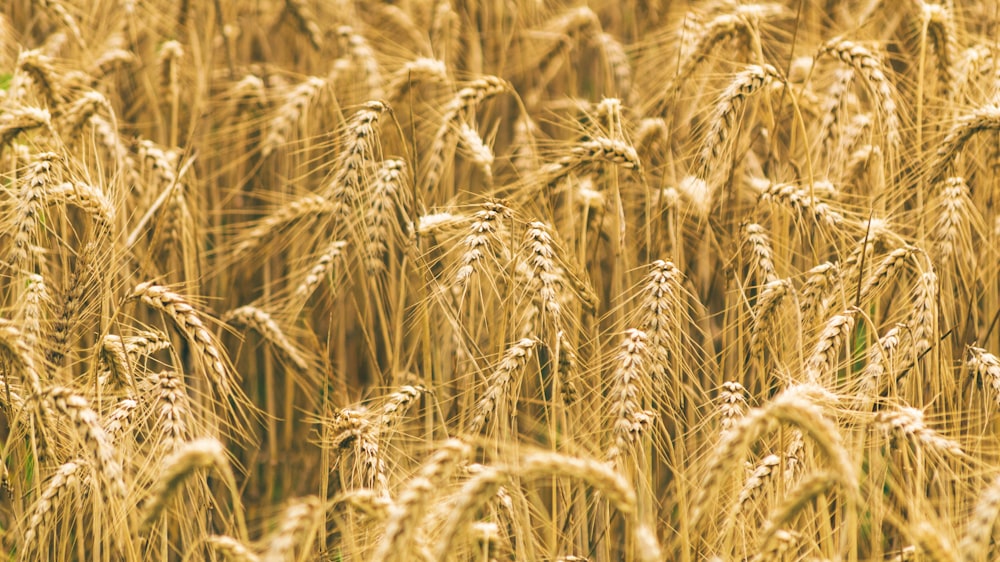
<box><xmin>0</xmin><ymin>73</ymin><xmax>11</xmax><ymax>91</ymax></box>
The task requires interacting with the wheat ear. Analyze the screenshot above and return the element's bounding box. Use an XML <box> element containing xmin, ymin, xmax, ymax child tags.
<box><xmin>131</xmin><ymin>282</ymin><xmax>254</xmax><ymax>430</ymax></box>
<box><xmin>820</xmin><ymin>39</ymin><xmax>901</xmax><ymax>149</ymax></box>
<box><xmin>371</xmin><ymin>440</ymin><xmax>470</xmax><ymax>562</ymax></box>
<box><xmin>468</xmin><ymin>338</ymin><xmax>537</xmax><ymax>435</ymax></box>
<box><xmin>261</xmin><ymin>496</ymin><xmax>325</xmax><ymax>562</ymax></box>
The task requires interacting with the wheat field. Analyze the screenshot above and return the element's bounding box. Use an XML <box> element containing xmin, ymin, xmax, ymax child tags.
<box><xmin>1</xmin><ymin>0</ymin><xmax>1000</xmax><ymax>560</ymax></box>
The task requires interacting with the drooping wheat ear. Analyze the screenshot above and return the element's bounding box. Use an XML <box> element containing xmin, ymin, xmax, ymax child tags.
<box><xmin>635</xmin><ymin>117</ymin><xmax>668</xmax><ymax>160</ymax></box>
<box><xmin>364</xmin><ymin>159</ymin><xmax>407</xmax><ymax>275</ymax></box>
<box><xmin>859</xmin><ymin>245</ymin><xmax>919</xmax><ymax>302</ymax></box>
<box><xmin>229</xmin><ymin>74</ymin><xmax>267</xmax><ymax>109</ymax></box>
<box><xmin>512</xmin><ymin>113</ymin><xmax>540</xmax><ymax>173</ymax></box>
<box><xmin>676</xmin><ymin>7</ymin><xmax>705</xmax><ymax>60</ymax></box>
<box><xmin>224</xmin><ymin>305</ymin><xmax>309</xmax><ymax>373</ymax></box>
<box><xmin>520</xmin><ymin>451</ymin><xmax>653</xmax><ymax>559</ymax></box>
<box><xmin>130</xmin><ymin>282</ymin><xmax>249</xmax><ymax>421</ymax></box>
<box><xmin>637</xmin><ymin>259</ymin><xmax>684</xmax><ymax>393</ymax></box>
<box><xmin>520</xmin><ymin>451</ymin><xmax>636</xmax><ymax>514</ymax></box>
<box><xmin>665</xmin><ymin>12</ymin><xmax>756</xmax><ymax>100</ymax></box>
<box><xmin>576</xmin><ymin>177</ymin><xmax>607</xmax><ymax>212</ymax></box>
<box><xmin>17</xmin><ymin>49</ymin><xmax>62</xmax><ymax>104</ymax></box>
<box><xmin>594</xmin><ymin>32</ymin><xmax>632</xmax><ymax>100</ymax></box>
<box><xmin>859</xmin><ymin>325</ymin><xmax>903</xmax><ymax>400</ymax></box>
<box><xmin>817</xmin><ymin>68</ymin><xmax>856</xmax><ymax>162</ymax></box>
<box><xmin>36</xmin><ymin>0</ymin><xmax>84</xmax><ymax>49</ymax></box>
<box><xmin>468</xmin><ymin>337</ymin><xmax>537</xmax><ymax>435</ymax></box>
<box><xmin>783</xmin><ymin>429</ymin><xmax>805</xmax><ymax>481</ymax></box>
<box><xmin>961</xmin><ymin>474</ymin><xmax>1000</xmax><ymax>562</ymax></box>
<box><xmin>261</xmin><ymin>76</ymin><xmax>327</xmax><ymax>158</ymax></box>
<box><xmin>158</xmin><ymin>40</ymin><xmax>183</xmax><ymax>101</ymax></box>
<box><xmin>523</xmin><ymin>221</ymin><xmax>567</xmax><ymax>330</ymax></box>
<box><xmin>541</xmin><ymin>136</ymin><xmax>642</xmax><ymax>188</ymax></box>
<box><xmin>205</xmin><ymin>535</ymin><xmax>260</xmax><ymax>562</ymax></box>
<box><xmin>55</xmin><ymin>91</ymin><xmax>110</xmax><ymax>139</ymax></box>
<box><xmin>468</xmin><ymin>521</ymin><xmax>504</xmax><ymax>554</ymax></box>
<box><xmin>968</xmin><ymin>347</ymin><xmax>1000</xmax><ymax>407</ymax></box>
<box><xmin>160</xmin><ymin>189</ymin><xmax>197</xmax><ymax>262</ymax></box>
<box><xmin>378</xmin><ymin>384</ymin><xmax>426</xmax><ymax>431</ymax></box>
<box><xmin>47</xmin><ymin>241</ymin><xmax>99</xmax><ymax>368</ymax></box>
<box><xmin>798</xmin><ymin>262</ymin><xmax>839</xmax><ymax>320</ymax></box>
<box><xmin>920</xmin><ymin>1</ymin><xmax>957</xmax><ymax>93</ymax></box>
<box><xmin>137</xmin><ymin>138</ymin><xmax>181</xmax><ymax>190</ymax></box>
<box><xmin>384</xmin><ymin>57</ymin><xmax>448</xmax><ymax>103</ymax></box>
<box><xmin>527</xmin><ymin>6</ymin><xmax>599</xmax><ymax>81</ymax></box>
<box><xmin>881</xmin><ymin>546</ymin><xmax>919</xmax><ymax>562</ymax></box>
<box><xmin>692</xmin><ymin>384</ymin><xmax>847</xmax><ymax>530</ymax></box>
<box><xmin>323</xmin><ymin>101</ymin><xmax>388</xmax><ymax>207</ymax></box>
<box><xmin>0</xmin><ymin>106</ymin><xmax>51</xmax><ymax>147</ymax></box>
<box><xmin>88</xmin><ymin>114</ymin><xmax>128</xmax><ymax>169</ymax></box>
<box><xmin>929</xmin><ymin>102</ymin><xmax>1000</xmax><ymax>186</ymax></box>
<box><xmin>333</xmin><ymin>487</ymin><xmax>393</xmax><ymax>521</ymax></box>
<box><xmin>44</xmin><ymin>386</ymin><xmax>126</xmax><ymax>499</ymax></box>
<box><xmin>19</xmin><ymin>273</ymin><xmax>48</xmax><ymax>351</ymax></box>
<box><xmin>103</xmin><ymin>398</ymin><xmax>139</xmax><ymax>442</ymax></box>
<box><xmin>838</xmin><ymin>221</ymin><xmax>889</xmax><ymax>287</ymax></box>
<box><xmin>455</xmin><ymin>201</ymin><xmax>511</xmax><ymax>289</ymax></box>
<box><xmin>820</xmin><ymin>39</ymin><xmax>901</xmax><ymax>149</ymax></box>
<box><xmin>89</xmin><ymin>47</ymin><xmax>136</xmax><ymax>81</ymax></box>
<box><xmin>952</xmin><ymin>45</ymin><xmax>993</xmax><ymax>104</ymax></box>
<box><xmin>758</xmin><ymin>471</ymin><xmax>838</xmax><ymax>553</ymax></box>
<box><xmin>261</xmin><ymin>496</ymin><xmax>324</xmax><ymax>562</ymax></box>
<box><xmin>159</xmin><ymin>184</ymin><xmax>193</xmax><ymax>259</ymax></box>
<box><xmin>931</xmin><ymin>176</ymin><xmax>972</xmax><ymax>264</ymax></box>
<box><xmin>431</xmin><ymin>464</ymin><xmax>510</xmax><ymax>562</ymax></box>
<box><xmin>327</xmin><ymin>408</ymin><xmax>389</xmax><ymax>497</ymax></box>
<box><xmin>372</xmin><ymin>440</ymin><xmax>471</xmax><ymax>562</ymax></box>
<box><xmin>293</xmin><ymin>239</ymin><xmax>347</xmax><ymax>304</ymax></box>
<box><xmin>876</xmin><ymin>405</ymin><xmax>964</xmax><ymax>458</ymax></box>
<box><xmin>607</xmin><ymin>329</ymin><xmax>650</xmax><ymax>469</ymax></box>
<box><xmin>691</xmin><ymin>64</ymin><xmax>781</xmax><ymax>182</ymax></box>
<box><xmin>909</xmin><ymin>520</ymin><xmax>957</xmax><ymax>562</ymax></box>
<box><xmin>369</xmin><ymin>4</ymin><xmax>430</xmax><ymax>56</ymax></box>
<box><xmin>141</xmin><ymin>370</ymin><xmax>191</xmax><ymax>452</ymax></box>
<box><xmin>719</xmin><ymin>381</ymin><xmax>748</xmax><ymax>436</ymax></box>
<box><xmin>846</xmin><ymin>143</ymin><xmax>880</xmax><ymax>186</ymax></box>
<box><xmin>337</xmin><ymin>26</ymin><xmax>384</xmax><ymax>99</ymax></box>
<box><xmin>422</xmin><ymin>76</ymin><xmax>508</xmax><ymax>193</ymax></box>
<box><xmin>752</xmin><ymin>178</ymin><xmax>846</xmax><ymax>229</ymax></box>
<box><xmin>907</xmin><ymin>271</ymin><xmax>937</xmax><ymax>356</ymax></box>
<box><xmin>597</xmin><ymin>97</ymin><xmax>625</xmax><ymax>136</ymax></box>
<box><xmin>457</xmin><ymin>122</ymin><xmax>495</xmax><ymax>184</ymax></box>
<box><xmin>734</xmin><ymin>453</ymin><xmax>781</xmax><ymax>518</ymax></box>
<box><xmin>233</xmin><ymin>193</ymin><xmax>339</xmax><ymax>262</ymax></box>
<box><xmin>750</xmin><ymin>278</ymin><xmax>793</xmax><ymax>358</ymax></box>
<box><xmin>284</xmin><ymin>0</ymin><xmax>323</xmax><ymax>50</ymax></box>
<box><xmin>99</xmin><ymin>330</ymin><xmax>171</xmax><ymax>387</ymax></box>
<box><xmin>141</xmin><ymin>438</ymin><xmax>239</xmax><ymax>533</ymax></box>
<box><xmin>48</xmin><ymin>180</ymin><xmax>115</xmax><ymax>241</ymax></box>
<box><xmin>750</xmin><ymin>529</ymin><xmax>801</xmax><ymax>562</ymax></box>
<box><xmin>804</xmin><ymin>308</ymin><xmax>858</xmax><ymax>383</ymax></box>
<box><xmin>414</xmin><ymin>212</ymin><xmax>463</xmax><ymax>239</ymax></box>
<box><xmin>441</xmin><ymin>0</ymin><xmax>471</xmax><ymax>40</ymax></box>
<box><xmin>0</xmin><ymin>319</ymin><xmax>44</xmax><ymax>398</ymax></box>
<box><xmin>10</xmin><ymin>151</ymin><xmax>59</xmax><ymax>276</ymax></box>
<box><xmin>22</xmin><ymin>458</ymin><xmax>85</xmax><ymax>555</ymax></box>
<box><xmin>742</xmin><ymin>223</ymin><xmax>779</xmax><ymax>285</ymax></box>
<box><xmin>554</xmin><ymin>330</ymin><xmax>581</xmax><ymax>404</ymax></box>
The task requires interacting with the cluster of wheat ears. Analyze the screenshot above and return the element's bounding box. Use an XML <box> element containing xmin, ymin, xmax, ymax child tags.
<box><xmin>1</xmin><ymin>0</ymin><xmax>1000</xmax><ymax>560</ymax></box>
